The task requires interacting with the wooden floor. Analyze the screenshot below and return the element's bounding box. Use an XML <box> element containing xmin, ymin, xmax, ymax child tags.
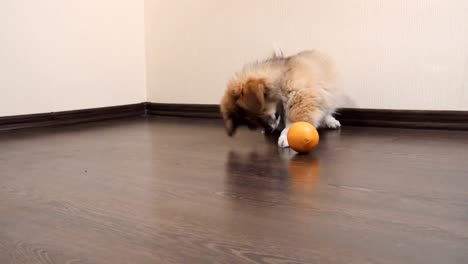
<box><xmin>1</xmin><ymin>117</ymin><xmax>467</xmax><ymax>264</ymax></box>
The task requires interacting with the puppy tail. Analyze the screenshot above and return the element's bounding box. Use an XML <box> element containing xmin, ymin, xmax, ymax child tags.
<box><xmin>272</xmin><ymin>43</ymin><xmax>284</xmax><ymax>58</ymax></box>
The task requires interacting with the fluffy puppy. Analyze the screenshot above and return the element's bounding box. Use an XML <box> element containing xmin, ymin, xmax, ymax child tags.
<box><xmin>220</xmin><ymin>50</ymin><xmax>341</xmax><ymax>147</ymax></box>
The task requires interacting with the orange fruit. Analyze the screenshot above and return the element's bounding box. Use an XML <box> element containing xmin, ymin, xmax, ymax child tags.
<box><xmin>287</xmin><ymin>122</ymin><xmax>319</xmax><ymax>153</ymax></box>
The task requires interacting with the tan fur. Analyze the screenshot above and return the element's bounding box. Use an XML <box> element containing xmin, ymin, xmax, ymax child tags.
<box><xmin>221</xmin><ymin>50</ymin><xmax>341</xmax><ymax>141</ymax></box>
<box><xmin>282</xmin><ymin>51</ymin><xmax>338</xmax><ymax>124</ymax></box>
<box><xmin>235</xmin><ymin>78</ymin><xmax>266</xmax><ymax>113</ymax></box>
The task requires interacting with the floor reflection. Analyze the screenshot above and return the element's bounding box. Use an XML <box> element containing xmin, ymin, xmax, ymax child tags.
<box><xmin>288</xmin><ymin>154</ymin><xmax>320</xmax><ymax>193</ymax></box>
<box><xmin>224</xmin><ymin>147</ymin><xmax>321</xmax><ymax>204</ymax></box>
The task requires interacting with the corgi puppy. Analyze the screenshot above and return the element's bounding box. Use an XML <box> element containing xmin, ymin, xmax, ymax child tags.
<box><xmin>220</xmin><ymin>50</ymin><xmax>341</xmax><ymax>147</ymax></box>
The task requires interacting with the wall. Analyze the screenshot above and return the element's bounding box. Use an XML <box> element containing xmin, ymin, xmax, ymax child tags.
<box><xmin>145</xmin><ymin>0</ymin><xmax>468</xmax><ymax>110</ymax></box>
<box><xmin>1</xmin><ymin>0</ymin><xmax>146</xmax><ymax>116</ymax></box>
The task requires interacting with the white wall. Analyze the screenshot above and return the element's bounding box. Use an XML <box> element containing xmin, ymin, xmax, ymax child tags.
<box><xmin>145</xmin><ymin>0</ymin><xmax>468</xmax><ymax>110</ymax></box>
<box><xmin>1</xmin><ymin>0</ymin><xmax>146</xmax><ymax>116</ymax></box>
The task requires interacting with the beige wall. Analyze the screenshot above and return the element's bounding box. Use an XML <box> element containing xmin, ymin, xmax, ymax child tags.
<box><xmin>1</xmin><ymin>0</ymin><xmax>146</xmax><ymax>116</ymax></box>
<box><xmin>145</xmin><ymin>0</ymin><xmax>468</xmax><ymax>110</ymax></box>
<box><xmin>2</xmin><ymin>0</ymin><xmax>467</xmax><ymax>116</ymax></box>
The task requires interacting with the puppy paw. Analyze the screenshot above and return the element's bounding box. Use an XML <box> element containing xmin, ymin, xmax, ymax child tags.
<box><xmin>278</xmin><ymin>134</ymin><xmax>289</xmax><ymax>148</ymax></box>
<box><xmin>324</xmin><ymin>115</ymin><xmax>341</xmax><ymax>129</ymax></box>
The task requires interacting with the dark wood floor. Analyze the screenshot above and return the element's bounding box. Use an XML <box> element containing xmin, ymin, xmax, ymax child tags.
<box><xmin>1</xmin><ymin>117</ymin><xmax>467</xmax><ymax>264</ymax></box>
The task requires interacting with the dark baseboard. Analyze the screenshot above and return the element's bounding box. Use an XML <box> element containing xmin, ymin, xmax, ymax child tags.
<box><xmin>0</xmin><ymin>103</ymin><xmax>146</xmax><ymax>131</ymax></box>
<box><xmin>146</xmin><ymin>103</ymin><xmax>468</xmax><ymax>130</ymax></box>
<box><xmin>1</xmin><ymin>102</ymin><xmax>467</xmax><ymax>131</ymax></box>
<box><xmin>336</xmin><ymin>108</ymin><xmax>468</xmax><ymax>130</ymax></box>
<box><xmin>146</xmin><ymin>103</ymin><xmax>220</xmax><ymax>119</ymax></box>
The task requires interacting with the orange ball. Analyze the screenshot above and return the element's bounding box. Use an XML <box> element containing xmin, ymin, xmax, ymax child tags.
<box><xmin>287</xmin><ymin>122</ymin><xmax>319</xmax><ymax>153</ymax></box>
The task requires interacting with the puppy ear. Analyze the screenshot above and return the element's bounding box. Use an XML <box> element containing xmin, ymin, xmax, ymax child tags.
<box><xmin>224</xmin><ymin>116</ymin><xmax>238</xmax><ymax>136</ymax></box>
<box><xmin>236</xmin><ymin>79</ymin><xmax>265</xmax><ymax>113</ymax></box>
<box><xmin>220</xmin><ymin>90</ymin><xmax>239</xmax><ymax>136</ymax></box>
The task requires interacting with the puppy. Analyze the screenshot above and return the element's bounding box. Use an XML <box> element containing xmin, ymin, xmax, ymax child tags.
<box><xmin>220</xmin><ymin>50</ymin><xmax>341</xmax><ymax>148</ymax></box>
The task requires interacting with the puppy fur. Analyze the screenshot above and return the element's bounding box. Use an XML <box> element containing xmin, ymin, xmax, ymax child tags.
<box><xmin>220</xmin><ymin>50</ymin><xmax>341</xmax><ymax>147</ymax></box>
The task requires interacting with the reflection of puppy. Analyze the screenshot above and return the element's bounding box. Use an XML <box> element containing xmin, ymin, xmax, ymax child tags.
<box><xmin>220</xmin><ymin>50</ymin><xmax>341</xmax><ymax>147</ymax></box>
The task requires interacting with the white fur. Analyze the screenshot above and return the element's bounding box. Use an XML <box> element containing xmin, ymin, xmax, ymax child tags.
<box><xmin>323</xmin><ymin>115</ymin><xmax>341</xmax><ymax>128</ymax></box>
<box><xmin>278</xmin><ymin>122</ymin><xmax>291</xmax><ymax>148</ymax></box>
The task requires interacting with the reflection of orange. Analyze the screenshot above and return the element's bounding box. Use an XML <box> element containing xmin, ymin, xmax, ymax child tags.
<box><xmin>288</xmin><ymin>157</ymin><xmax>320</xmax><ymax>192</ymax></box>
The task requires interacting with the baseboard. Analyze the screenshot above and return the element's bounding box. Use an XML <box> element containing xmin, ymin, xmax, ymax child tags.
<box><xmin>336</xmin><ymin>108</ymin><xmax>468</xmax><ymax>130</ymax></box>
<box><xmin>1</xmin><ymin>102</ymin><xmax>467</xmax><ymax>131</ymax></box>
<box><xmin>0</xmin><ymin>103</ymin><xmax>146</xmax><ymax>131</ymax></box>
<box><xmin>146</xmin><ymin>103</ymin><xmax>468</xmax><ymax>130</ymax></box>
<box><xmin>146</xmin><ymin>103</ymin><xmax>220</xmax><ymax>119</ymax></box>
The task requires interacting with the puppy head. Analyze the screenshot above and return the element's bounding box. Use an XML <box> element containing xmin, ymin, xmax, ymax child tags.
<box><xmin>220</xmin><ymin>78</ymin><xmax>281</xmax><ymax>136</ymax></box>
